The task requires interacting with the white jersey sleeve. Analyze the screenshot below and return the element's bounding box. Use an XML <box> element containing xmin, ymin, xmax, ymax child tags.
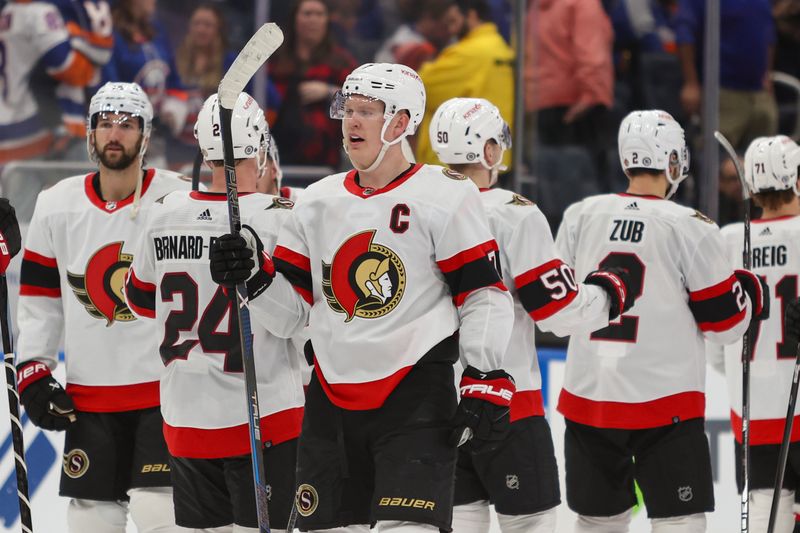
<box><xmin>251</xmin><ymin>208</ymin><xmax>312</xmax><ymax>339</ymax></box>
<box><xmin>433</xmin><ymin>184</ymin><xmax>513</xmax><ymax>372</ymax></box>
<box><xmin>16</xmin><ymin>191</ymin><xmax>64</xmax><ymax>371</ymax></box>
<box><xmin>500</xmin><ymin>198</ymin><xmax>610</xmax><ymax>336</ymax></box>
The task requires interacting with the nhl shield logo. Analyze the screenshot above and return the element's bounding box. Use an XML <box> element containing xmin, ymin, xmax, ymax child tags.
<box><xmin>677</xmin><ymin>485</ymin><xmax>693</xmax><ymax>502</ymax></box>
<box><xmin>67</xmin><ymin>242</ymin><xmax>136</xmax><ymax>325</ymax></box>
<box><xmin>322</xmin><ymin>230</ymin><xmax>406</xmax><ymax>322</ymax></box>
<box><xmin>506</xmin><ymin>475</ymin><xmax>519</xmax><ymax>490</ymax></box>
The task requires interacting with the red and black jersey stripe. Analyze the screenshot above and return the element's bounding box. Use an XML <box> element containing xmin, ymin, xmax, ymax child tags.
<box><xmin>20</xmin><ymin>249</ymin><xmax>60</xmax><ymax>297</ymax></box>
<box><xmin>273</xmin><ymin>246</ymin><xmax>313</xmax><ymax>304</ymax></box>
<box><xmin>437</xmin><ymin>240</ymin><xmax>507</xmax><ymax>306</ymax></box>
<box><xmin>688</xmin><ymin>275</ymin><xmax>747</xmax><ymax>332</ymax></box>
<box><xmin>124</xmin><ymin>269</ymin><xmax>156</xmax><ymax>318</ymax></box>
<box><xmin>515</xmin><ymin>259</ymin><xmax>578</xmax><ymax>321</ymax></box>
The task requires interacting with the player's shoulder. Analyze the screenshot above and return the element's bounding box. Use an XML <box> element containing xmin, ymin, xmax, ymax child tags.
<box><xmin>720</xmin><ymin>221</ymin><xmax>745</xmax><ymax>240</ymax></box>
<box><xmin>408</xmin><ymin>164</ymin><xmax>483</xmax><ymax>206</ymax></box>
<box><xmin>36</xmin><ymin>173</ymin><xmax>91</xmax><ymax>204</ymax></box>
<box><xmin>149</xmin><ymin>168</ymin><xmax>192</xmax><ymax>193</ymax></box>
<box><xmin>301</xmin><ymin>171</ymin><xmax>349</xmax><ymax>199</ymax></box>
<box><xmin>481</xmin><ymin>187</ymin><xmax>543</xmax><ymax>222</ymax></box>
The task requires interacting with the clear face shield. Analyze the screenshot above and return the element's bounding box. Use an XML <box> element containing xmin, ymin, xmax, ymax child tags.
<box><xmin>665</xmin><ymin>145</ymin><xmax>690</xmax><ymax>199</ymax></box>
<box><xmin>330</xmin><ymin>91</ymin><xmax>406</xmax><ymax>173</ymax></box>
<box><xmin>485</xmin><ymin>122</ymin><xmax>512</xmax><ymax>183</ymax></box>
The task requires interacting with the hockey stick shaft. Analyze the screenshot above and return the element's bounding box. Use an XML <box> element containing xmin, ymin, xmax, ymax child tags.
<box><xmin>218</xmin><ymin>22</ymin><xmax>284</xmax><ymax>533</ymax></box>
<box><xmin>715</xmin><ymin>130</ymin><xmax>752</xmax><ymax>533</ymax></box>
<box><xmin>0</xmin><ymin>276</ymin><xmax>33</xmax><ymax>533</ymax></box>
<box><xmin>191</xmin><ymin>148</ymin><xmax>203</xmax><ymax>192</ymax></box>
<box><xmin>766</xmin><ymin>342</ymin><xmax>800</xmax><ymax>533</ymax></box>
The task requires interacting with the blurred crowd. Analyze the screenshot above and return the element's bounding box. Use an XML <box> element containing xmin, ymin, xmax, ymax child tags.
<box><xmin>1</xmin><ymin>0</ymin><xmax>800</xmax><ymax>227</ymax></box>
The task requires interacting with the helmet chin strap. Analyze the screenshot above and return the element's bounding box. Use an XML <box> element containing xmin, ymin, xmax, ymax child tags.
<box><xmin>480</xmin><ymin>148</ymin><xmax>506</xmax><ymax>187</ymax></box>
<box><xmin>346</xmin><ymin>119</ymin><xmax>407</xmax><ymax>174</ymax></box>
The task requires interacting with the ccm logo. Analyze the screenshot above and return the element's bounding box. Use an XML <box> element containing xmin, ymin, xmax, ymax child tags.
<box><xmin>459</xmin><ymin>384</ymin><xmax>513</xmax><ymax>401</ymax></box>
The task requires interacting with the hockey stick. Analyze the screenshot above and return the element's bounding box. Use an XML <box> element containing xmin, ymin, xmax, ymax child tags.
<box><xmin>767</xmin><ymin>341</ymin><xmax>800</xmax><ymax>533</ymax></box>
<box><xmin>0</xmin><ymin>275</ymin><xmax>33</xmax><ymax>533</ymax></box>
<box><xmin>715</xmin><ymin>130</ymin><xmax>753</xmax><ymax>533</ymax></box>
<box><xmin>191</xmin><ymin>148</ymin><xmax>203</xmax><ymax>191</ymax></box>
<box><xmin>218</xmin><ymin>22</ymin><xmax>284</xmax><ymax>533</ymax></box>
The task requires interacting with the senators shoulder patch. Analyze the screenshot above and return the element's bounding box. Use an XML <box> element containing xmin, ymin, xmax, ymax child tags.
<box><xmin>507</xmin><ymin>193</ymin><xmax>534</xmax><ymax>206</ymax></box>
<box><xmin>442</xmin><ymin>168</ymin><xmax>467</xmax><ymax>181</ymax></box>
<box><xmin>691</xmin><ymin>210</ymin><xmax>715</xmax><ymax>224</ymax></box>
<box><xmin>266</xmin><ymin>197</ymin><xmax>294</xmax><ymax>210</ymax></box>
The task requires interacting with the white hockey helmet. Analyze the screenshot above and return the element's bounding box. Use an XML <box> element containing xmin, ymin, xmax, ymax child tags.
<box><xmin>86</xmin><ymin>82</ymin><xmax>153</xmax><ymax>162</ymax></box>
<box><xmin>429</xmin><ymin>97</ymin><xmax>511</xmax><ymax>170</ymax></box>
<box><xmin>618</xmin><ymin>110</ymin><xmax>690</xmax><ymax>199</ymax></box>
<box><xmin>194</xmin><ymin>92</ymin><xmax>269</xmax><ymax>173</ymax></box>
<box><xmin>331</xmin><ymin>63</ymin><xmax>426</xmax><ymax>136</ymax></box>
<box><xmin>330</xmin><ymin>63</ymin><xmax>426</xmax><ymax>171</ymax></box>
<box><xmin>744</xmin><ymin>135</ymin><xmax>800</xmax><ymax>196</ymax></box>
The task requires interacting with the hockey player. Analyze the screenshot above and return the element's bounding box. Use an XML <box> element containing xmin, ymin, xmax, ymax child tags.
<box><xmin>209</xmin><ymin>62</ymin><xmax>516</xmax><ymax>532</ymax></box>
<box><xmin>15</xmin><ymin>82</ymin><xmax>187</xmax><ymax>533</ymax></box>
<box><xmin>555</xmin><ymin>109</ymin><xmax>769</xmax><ymax>533</ymax></box>
<box><xmin>429</xmin><ymin>97</ymin><xmax>634</xmax><ymax>532</ymax></box>
<box><xmin>255</xmin><ymin>135</ymin><xmax>303</xmax><ymax>202</ymax></box>
<box><xmin>709</xmin><ymin>135</ymin><xmax>800</xmax><ymax>533</ymax></box>
<box><xmin>125</xmin><ymin>92</ymin><xmax>304</xmax><ymax>532</ymax></box>
<box><xmin>0</xmin><ymin>0</ymin><xmax>96</xmax><ymax>163</ymax></box>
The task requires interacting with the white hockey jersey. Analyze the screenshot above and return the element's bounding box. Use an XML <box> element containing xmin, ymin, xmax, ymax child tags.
<box><xmin>0</xmin><ymin>2</ymin><xmax>94</xmax><ymax>162</ymax></box>
<box><xmin>126</xmin><ymin>191</ymin><xmax>305</xmax><ymax>459</ymax></box>
<box><xmin>478</xmin><ymin>188</ymin><xmax>611</xmax><ymax>421</ymax></box>
<box><xmin>555</xmin><ymin>193</ymin><xmax>752</xmax><ymax>429</ymax></box>
<box><xmin>250</xmin><ymin>164</ymin><xmax>514</xmax><ymax>410</ymax></box>
<box><xmin>711</xmin><ymin>215</ymin><xmax>800</xmax><ymax>445</ymax></box>
<box><xmin>17</xmin><ymin>169</ymin><xmax>190</xmax><ymax>412</ymax></box>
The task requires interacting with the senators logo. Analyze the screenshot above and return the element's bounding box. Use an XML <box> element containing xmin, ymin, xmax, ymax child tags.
<box><xmin>322</xmin><ymin>230</ymin><xmax>406</xmax><ymax>322</ymax></box>
<box><xmin>67</xmin><ymin>242</ymin><xmax>135</xmax><ymax>325</ymax></box>
<box><xmin>507</xmin><ymin>193</ymin><xmax>534</xmax><ymax>206</ymax></box>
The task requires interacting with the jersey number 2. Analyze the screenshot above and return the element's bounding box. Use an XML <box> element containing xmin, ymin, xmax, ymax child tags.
<box><xmin>159</xmin><ymin>272</ymin><xmax>242</xmax><ymax>371</ymax></box>
<box><xmin>590</xmin><ymin>252</ymin><xmax>645</xmax><ymax>343</ymax></box>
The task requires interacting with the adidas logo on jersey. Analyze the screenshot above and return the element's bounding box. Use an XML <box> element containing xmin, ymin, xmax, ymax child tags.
<box><xmin>625</xmin><ymin>202</ymin><xmax>639</xmax><ymax>210</ymax></box>
<box><xmin>759</xmin><ymin>226</ymin><xmax>772</xmax><ymax>236</ymax></box>
<box><xmin>197</xmin><ymin>209</ymin><xmax>212</xmax><ymax>221</ymax></box>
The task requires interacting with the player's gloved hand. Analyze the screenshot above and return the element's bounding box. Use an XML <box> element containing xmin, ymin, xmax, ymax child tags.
<box><xmin>450</xmin><ymin>366</ymin><xmax>516</xmax><ymax>450</ymax></box>
<box><xmin>0</xmin><ymin>198</ymin><xmax>21</xmax><ymax>275</ymax></box>
<box><xmin>584</xmin><ymin>267</ymin><xmax>633</xmax><ymax>320</ymax></box>
<box><xmin>17</xmin><ymin>361</ymin><xmax>76</xmax><ymax>431</ymax></box>
<box><xmin>735</xmin><ymin>269</ymin><xmax>769</xmax><ymax>321</ymax></box>
<box><xmin>785</xmin><ymin>298</ymin><xmax>800</xmax><ymax>347</ymax></box>
<box><xmin>209</xmin><ymin>225</ymin><xmax>275</xmax><ymax>299</ymax></box>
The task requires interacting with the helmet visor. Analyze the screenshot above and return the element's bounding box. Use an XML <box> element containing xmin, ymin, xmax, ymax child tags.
<box><xmin>91</xmin><ymin>111</ymin><xmax>144</xmax><ymax>131</ymax></box>
<box><xmin>330</xmin><ymin>91</ymin><xmax>386</xmax><ymax>121</ymax></box>
<box><xmin>498</xmin><ymin>122</ymin><xmax>512</xmax><ymax>150</ymax></box>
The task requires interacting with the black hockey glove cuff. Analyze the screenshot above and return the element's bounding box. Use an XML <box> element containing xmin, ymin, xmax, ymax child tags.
<box><xmin>451</xmin><ymin>366</ymin><xmax>516</xmax><ymax>450</ymax></box>
<box><xmin>584</xmin><ymin>268</ymin><xmax>633</xmax><ymax>320</ymax></box>
<box><xmin>735</xmin><ymin>269</ymin><xmax>769</xmax><ymax>321</ymax></box>
<box><xmin>784</xmin><ymin>298</ymin><xmax>800</xmax><ymax>346</ymax></box>
<box><xmin>17</xmin><ymin>361</ymin><xmax>75</xmax><ymax>431</ymax></box>
<box><xmin>209</xmin><ymin>225</ymin><xmax>275</xmax><ymax>299</ymax></box>
<box><xmin>0</xmin><ymin>198</ymin><xmax>21</xmax><ymax>275</ymax></box>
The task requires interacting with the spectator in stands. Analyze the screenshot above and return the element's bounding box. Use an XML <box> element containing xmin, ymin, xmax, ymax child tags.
<box><xmin>373</xmin><ymin>0</ymin><xmax>451</xmax><ymax>71</ymax></box>
<box><xmin>270</xmin><ymin>0</ymin><xmax>357</xmax><ymax>169</ymax></box>
<box><xmin>524</xmin><ymin>0</ymin><xmax>614</xmax><ymax>182</ymax></box>
<box><xmin>416</xmin><ymin>0</ymin><xmax>514</xmax><ymax>168</ymax></box>
<box><xmin>675</xmin><ymin>0</ymin><xmax>777</xmax><ymax>151</ymax></box>
<box><xmin>104</xmin><ymin>0</ymin><xmax>189</xmax><ymax>143</ymax></box>
<box><xmin>717</xmin><ymin>155</ymin><xmax>744</xmax><ymax>226</ymax></box>
<box><xmin>0</xmin><ymin>1</ymin><xmax>97</xmax><ymax>164</ymax></box>
<box><xmin>329</xmin><ymin>0</ymin><xmax>385</xmax><ymax>62</ymax></box>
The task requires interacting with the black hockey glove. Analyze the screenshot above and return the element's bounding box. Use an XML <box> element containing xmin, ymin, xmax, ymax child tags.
<box><xmin>451</xmin><ymin>366</ymin><xmax>516</xmax><ymax>450</ymax></box>
<box><xmin>0</xmin><ymin>198</ymin><xmax>21</xmax><ymax>275</ymax></box>
<box><xmin>785</xmin><ymin>298</ymin><xmax>800</xmax><ymax>347</ymax></box>
<box><xmin>584</xmin><ymin>267</ymin><xmax>634</xmax><ymax>320</ymax></box>
<box><xmin>209</xmin><ymin>225</ymin><xmax>275</xmax><ymax>299</ymax></box>
<box><xmin>735</xmin><ymin>269</ymin><xmax>770</xmax><ymax>321</ymax></box>
<box><xmin>17</xmin><ymin>361</ymin><xmax>76</xmax><ymax>431</ymax></box>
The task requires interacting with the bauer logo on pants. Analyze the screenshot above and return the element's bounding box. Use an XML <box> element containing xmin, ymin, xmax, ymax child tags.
<box><xmin>296</xmin><ymin>484</ymin><xmax>318</xmax><ymax>517</ymax></box>
<box><xmin>63</xmin><ymin>449</ymin><xmax>90</xmax><ymax>479</ymax></box>
<box><xmin>322</xmin><ymin>230</ymin><xmax>406</xmax><ymax>322</ymax></box>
